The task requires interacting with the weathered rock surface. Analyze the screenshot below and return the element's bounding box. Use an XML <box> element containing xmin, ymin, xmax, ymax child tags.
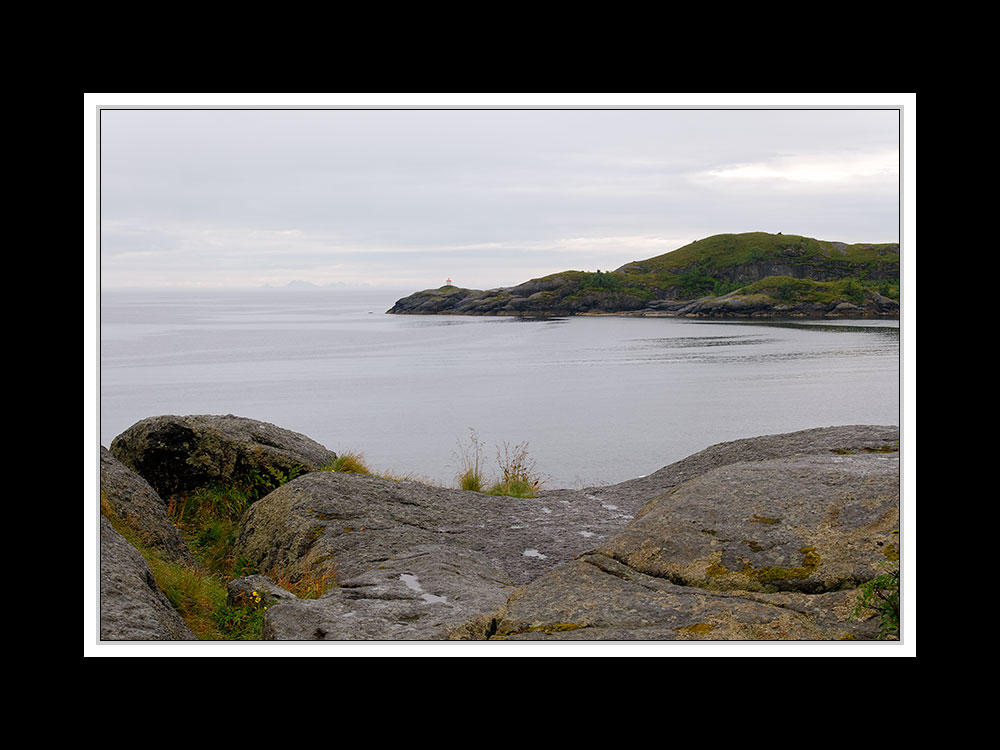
<box><xmin>260</xmin><ymin>545</ymin><xmax>516</xmax><ymax>640</ymax></box>
<box><xmin>100</xmin><ymin>447</ymin><xmax>194</xmax><ymax>566</ymax></box>
<box><xmin>100</xmin><ymin>517</ymin><xmax>196</xmax><ymax>641</ymax></box>
<box><xmin>109</xmin><ymin>414</ymin><xmax>337</xmax><ymax>499</ymax></box>
<box><xmin>233</xmin><ymin>470</ymin><xmax>646</xmax><ymax>589</ymax></box>
<box><xmin>484</xmin><ymin>452</ymin><xmax>898</xmax><ymax>640</ymax></box>
<box><xmin>97</xmin><ymin>417</ymin><xmax>899</xmax><ymax>642</ymax></box>
<box><xmin>483</xmin><ymin>554</ymin><xmax>871</xmax><ymax>640</ymax></box>
<box><xmin>232</xmin><ymin>424</ymin><xmax>899</xmax><ymax>641</ymax></box>
<box><xmin>597</xmin><ymin>452</ymin><xmax>898</xmax><ymax>594</ymax></box>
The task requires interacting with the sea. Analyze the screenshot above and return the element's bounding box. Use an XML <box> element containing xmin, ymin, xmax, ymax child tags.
<box><xmin>98</xmin><ymin>288</ymin><xmax>902</xmax><ymax>490</ymax></box>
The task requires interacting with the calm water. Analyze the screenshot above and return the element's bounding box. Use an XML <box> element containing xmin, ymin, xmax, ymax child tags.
<box><xmin>99</xmin><ymin>288</ymin><xmax>900</xmax><ymax>489</ymax></box>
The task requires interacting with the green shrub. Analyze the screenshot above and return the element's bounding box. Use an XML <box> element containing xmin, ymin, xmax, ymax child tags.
<box><xmin>578</xmin><ymin>269</ymin><xmax>622</xmax><ymax>291</ymax></box>
<box><xmin>215</xmin><ymin>593</ymin><xmax>269</xmax><ymax>640</ymax></box>
<box><xmin>841</xmin><ymin>279</ymin><xmax>865</xmax><ymax>305</ymax></box>
<box><xmin>851</xmin><ymin>560</ymin><xmax>900</xmax><ymax>640</ymax></box>
<box><xmin>679</xmin><ymin>266</ymin><xmax>717</xmax><ymax>298</ymax></box>
<box><xmin>877</xmin><ymin>280</ymin><xmax>899</xmax><ymax>299</ymax></box>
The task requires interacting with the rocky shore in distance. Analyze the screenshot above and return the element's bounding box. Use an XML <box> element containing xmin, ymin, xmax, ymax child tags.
<box><xmin>386</xmin><ymin>279</ymin><xmax>900</xmax><ymax>318</ymax></box>
<box><xmin>98</xmin><ymin>414</ymin><xmax>901</xmax><ymax>642</ymax></box>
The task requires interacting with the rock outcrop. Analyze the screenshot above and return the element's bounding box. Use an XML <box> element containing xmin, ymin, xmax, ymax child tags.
<box><xmin>109</xmin><ymin>414</ymin><xmax>337</xmax><ymax>500</ymax></box>
<box><xmin>99</xmin><ymin>517</ymin><xmax>196</xmax><ymax>641</ymax></box>
<box><xmin>97</xmin><ymin>418</ymin><xmax>901</xmax><ymax>642</ymax></box>
<box><xmin>233</xmin><ymin>424</ymin><xmax>899</xmax><ymax>640</ymax></box>
<box><xmin>100</xmin><ymin>447</ymin><xmax>194</xmax><ymax>566</ymax></box>
<box><xmin>387</xmin><ymin>283</ymin><xmax>899</xmax><ymax>319</ymax></box>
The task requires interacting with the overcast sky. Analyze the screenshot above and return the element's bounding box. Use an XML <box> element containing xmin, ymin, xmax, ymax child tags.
<box><xmin>95</xmin><ymin>97</ymin><xmax>905</xmax><ymax>291</ymax></box>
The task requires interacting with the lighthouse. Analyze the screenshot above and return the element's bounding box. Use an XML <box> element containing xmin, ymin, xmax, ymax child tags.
<box><xmin>446</xmin><ymin>277</ymin><xmax>453</xmax><ymax>285</ymax></box>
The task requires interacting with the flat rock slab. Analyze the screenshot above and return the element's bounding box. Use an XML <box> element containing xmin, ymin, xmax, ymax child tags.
<box><xmin>234</xmin><ymin>471</ymin><xmax>645</xmax><ymax>588</ymax></box>
<box><xmin>260</xmin><ymin>545</ymin><xmax>515</xmax><ymax>640</ymax></box>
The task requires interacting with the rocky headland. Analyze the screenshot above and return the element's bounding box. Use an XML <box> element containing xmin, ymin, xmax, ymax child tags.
<box><xmin>97</xmin><ymin>414</ymin><xmax>902</xmax><ymax>642</ymax></box>
<box><xmin>387</xmin><ymin>232</ymin><xmax>900</xmax><ymax>319</ymax></box>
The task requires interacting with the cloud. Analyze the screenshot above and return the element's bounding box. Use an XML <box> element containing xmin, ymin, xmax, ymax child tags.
<box><xmin>96</xmin><ymin>107</ymin><xmax>902</xmax><ymax>290</ymax></box>
<box><xmin>704</xmin><ymin>149</ymin><xmax>899</xmax><ymax>184</ymax></box>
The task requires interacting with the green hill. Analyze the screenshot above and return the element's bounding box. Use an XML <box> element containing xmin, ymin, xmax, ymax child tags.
<box><xmin>388</xmin><ymin>232</ymin><xmax>900</xmax><ymax>318</ymax></box>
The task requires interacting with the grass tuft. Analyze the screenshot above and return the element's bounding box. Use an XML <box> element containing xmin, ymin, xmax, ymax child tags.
<box><xmin>454</xmin><ymin>431</ymin><xmax>545</xmax><ymax>497</ymax></box>
<box><xmin>325</xmin><ymin>452</ymin><xmax>372</xmax><ymax>474</ymax></box>
<box><xmin>455</xmin><ymin>428</ymin><xmax>487</xmax><ymax>492</ymax></box>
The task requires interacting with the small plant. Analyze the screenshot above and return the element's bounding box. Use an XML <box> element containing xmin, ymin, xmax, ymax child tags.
<box><xmin>487</xmin><ymin>440</ymin><xmax>544</xmax><ymax>498</ymax></box>
<box><xmin>259</xmin><ymin>553</ymin><xmax>338</xmax><ymax>599</ymax></box>
<box><xmin>850</xmin><ymin>559</ymin><xmax>900</xmax><ymax>640</ymax></box>
<box><xmin>455</xmin><ymin>428</ymin><xmax>487</xmax><ymax>492</ymax></box>
<box><xmin>454</xmin><ymin>431</ymin><xmax>546</xmax><ymax>497</ymax></box>
<box><xmin>214</xmin><ymin>588</ymin><xmax>270</xmax><ymax>640</ymax></box>
<box><xmin>325</xmin><ymin>452</ymin><xmax>372</xmax><ymax>474</ymax></box>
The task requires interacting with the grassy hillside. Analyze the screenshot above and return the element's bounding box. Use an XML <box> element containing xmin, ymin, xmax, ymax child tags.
<box><xmin>534</xmin><ymin>231</ymin><xmax>900</xmax><ymax>303</ymax></box>
<box><xmin>620</xmin><ymin>232</ymin><xmax>898</xmax><ymax>273</ymax></box>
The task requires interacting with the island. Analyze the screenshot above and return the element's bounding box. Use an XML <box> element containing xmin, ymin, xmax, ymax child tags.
<box><xmin>387</xmin><ymin>231</ymin><xmax>900</xmax><ymax>318</ymax></box>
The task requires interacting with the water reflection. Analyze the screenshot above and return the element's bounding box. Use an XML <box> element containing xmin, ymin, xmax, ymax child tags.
<box><xmin>628</xmin><ymin>335</ymin><xmax>778</xmax><ymax>349</ymax></box>
<box><xmin>689</xmin><ymin>319</ymin><xmax>900</xmax><ymax>336</ymax></box>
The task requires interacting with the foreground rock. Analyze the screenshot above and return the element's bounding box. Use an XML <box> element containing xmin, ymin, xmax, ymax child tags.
<box><xmin>97</xmin><ymin>417</ymin><xmax>899</xmax><ymax>642</ymax></box>
<box><xmin>259</xmin><ymin>545</ymin><xmax>515</xmax><ymax>640</ymax></box>
<box><xmin>486</xmin><ymin>450</ymin><xmax>898</xmax><ymax>640</ymax></box>
<box><xmin>233</xmin><ymin>471</ymin><xmax>647</xmax><ymax>590</ymax></box>
<box><xmin>100</xmin><ymin>517</ymin><xmax>196</xmax><ymax>640</ymax></box>
<box><xmin>232</xmin><ymin>424</ymin><xmax>899</xmax><ymax>640</ymax></box>
<box><xmin>100</xmin><ymin>447</ymin><xmax>194</xmax><ymax>566</ymax></box>
<box><xmin>109</xmin><ymin>414</ymin><xmax>337</xmax><ymax>500</ymax></box>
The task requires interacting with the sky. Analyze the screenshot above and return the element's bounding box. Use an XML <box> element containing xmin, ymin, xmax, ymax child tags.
<box><xmin>90</xmin><ymin>95</ymin><xmax>909</xmax><ymax>292</ymax></box>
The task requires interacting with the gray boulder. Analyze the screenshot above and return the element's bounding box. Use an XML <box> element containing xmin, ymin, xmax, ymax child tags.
<box><xmin>100</xmin><ymin>446</ymin><xmax>194</xmax><ymax>566</ymax></box>
<box><xmin>596</xmin><ymin>451</ymin><xmax>899</xmax><ymax>594</ymax></box>
<box><xmin>238</xmin><ymin>424</ymin><xmax>899</xmax><ymax>641</ymax></box>
<box><xmin>109</xmin><ymin>414</ymin><xmax>337</xmax><ymax>499</ymax></box>
<box><xmin>480</xmin><ymin>427</ymin><xmax>900</xmax><ymax>640</ymax></box>
<box><xmin>100</xmin><ymin>517</ymin><xmax>196</xmax><ymax>641</ymax></box>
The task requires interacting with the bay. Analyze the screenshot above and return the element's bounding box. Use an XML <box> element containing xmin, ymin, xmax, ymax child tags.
<box><xmin>99</xmin><ymin>288</ymin><xmax>900</xmax><ymax>489</ymax></box>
